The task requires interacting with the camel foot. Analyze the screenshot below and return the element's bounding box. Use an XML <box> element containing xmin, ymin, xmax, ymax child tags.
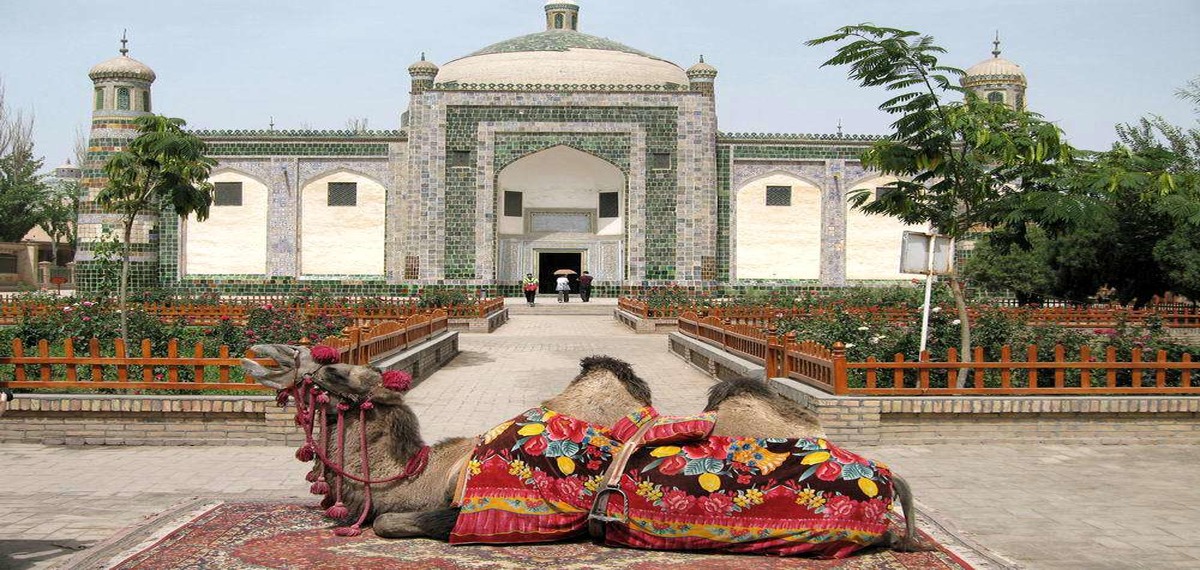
<box><xmin>373</xmin><ymin>512</ymin><xmax>425</xmax><ymax>538</ymax></box>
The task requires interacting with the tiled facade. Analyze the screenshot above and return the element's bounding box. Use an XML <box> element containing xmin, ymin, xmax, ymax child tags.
<box><xmin>73</xmin><ymin>4</ymin><xmax>1017</xmax><ymax>296</ymax></box>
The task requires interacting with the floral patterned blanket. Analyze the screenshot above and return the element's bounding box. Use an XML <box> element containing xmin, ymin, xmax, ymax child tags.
<box><xmin>450</xmin><ymin>407</ymin><xmax>897</xmax><ymax>558</ymax></box>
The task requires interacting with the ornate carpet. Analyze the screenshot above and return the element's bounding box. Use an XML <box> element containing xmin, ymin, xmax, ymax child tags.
<box><xmin>59</xmin><ymin>500</ymin><xmax>1002</xmax><ymax>570</ymax></box>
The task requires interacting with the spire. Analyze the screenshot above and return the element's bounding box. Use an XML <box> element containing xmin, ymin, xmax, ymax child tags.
<box><xmin>836</xmin><ymin>119</ymin><xmax>843</xmax><ymax>138</ymax></box>
<box><xmin>120</xmin><ymin>29</ymin><xmax>129</xmax><ymax>56</ymax></box>
<box><xmin>992</xmin><ymin>31</ymin><xmax>1001</xmax><ymax>58</ymax></box>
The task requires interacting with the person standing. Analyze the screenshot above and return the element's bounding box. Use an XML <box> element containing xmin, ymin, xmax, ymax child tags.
<box><xmin>556</xmin><ymin>274</ymin><xmax>571</xmax><ymax>303</ymax></box>
<box><xmin>521</xmin><ymin>273</ymin><xmax>539</xmax><ymax>306</ymax></box>
<box><xmin>578</xmin><ymin>270</ymin><xmax>594</xmax><ymax>302</ymax></box>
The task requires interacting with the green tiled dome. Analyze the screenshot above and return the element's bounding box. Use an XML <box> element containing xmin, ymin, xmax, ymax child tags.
<box><xmin>463</xmin><ymin>30</ymin><xmax>670</xmax><ymax>64</ymax></box>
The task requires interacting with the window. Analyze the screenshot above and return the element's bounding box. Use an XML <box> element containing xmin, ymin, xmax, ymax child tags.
<box><xmin>765</xmin><ymin>186</ymin><xmax>791</xmax><ymax>206</ymax></box>
<box><xmin>141</xmin><ymin>91</ymin><xmax>151</xmax><ymax>112</ymax></box>
<box><xmin>598</xmin><ymin>192</ymin><xmax>619</xmax><ymax>218</ymax></box>
<box><xmin>555</xmin><ymin>13</ymin><xmax>564</xmax><ymax>28</ymax></box>
<box><xmin>875</xmin><ymin>186</ymin><xmax>897</xmax><ymax>202</ymax></box>
<box><xmin>571</xmin><ymin>14</ymin><xmax>577</xmax><ymax>30</ymax></box>
<box><xmin>327</xmin><ymin>182</ymin><xmax>357</xmax><ymax>206</ymax></box>
<box><xmin>213</xmin><ymin>182</ymin><xmax>243</xmax><ymax>206</ymax></box>
<box><xmin>1016</xmin><ymin>93</ymin><xmax>1025</xmax><ymax>110</ymax></box>
<box><xmin>117</xmin><ymin>87</ymin><xmax>130</xmax><ymax>110</ymax></box>
<box><xmin>94</xmin><ymin>88</ymin><xmax>104</xmax><ymax>110</ymax></box>
<box><xmin>651</xmin><ymin>152</ymin><xmax>672</xmax><ymax>170</ymax></box>
<box><xmin>503</xmin><ymin>191</ymin><xmax>523</xmax><ymax>217</ymax></box>
<box><xmin>0</xmin><ymin>253</ymin><xmax>16</xmax><ymax>274</ymax></box>
<box><xmin>449</xmin><ymin>150</ymin><xmax>472</xmax><ymax>167</ymax></box>
<box><xmin>987</xmin><ymin>91</ymin><xmax>1005</xmax><ymax>104</ymax></box>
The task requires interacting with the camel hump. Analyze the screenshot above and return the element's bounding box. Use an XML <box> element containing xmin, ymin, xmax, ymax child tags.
<box><xmin>577</xmin><ymin>355</ymin><xmax>652</xmax><ymax>406</ymax></box>
<box><xmin>705</xmin><ymin>376</ymin><xmax>774</xmax><ymax>411</ymax></box>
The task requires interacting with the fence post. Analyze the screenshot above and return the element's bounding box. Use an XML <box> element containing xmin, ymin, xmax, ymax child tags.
<box><xmin>832</xmin><ymin>341</ymin><xmax>848</xmax><ymax>395</ymax></box>
<box><xmin>765</xmin><ymin>335</ymin><xmax>780</xmax><ymax>379</ymax></box>
<box><xmin>782</xmin><ymin>332</ymin><xmax>796</xmax><ymax>378</ymax></box>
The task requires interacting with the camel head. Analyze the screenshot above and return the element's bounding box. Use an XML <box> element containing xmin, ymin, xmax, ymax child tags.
<box><xmin>241</xmin><ymin>344</ymin><xmax>317</xmax><ymax>390</ymax></box>
<box><xmin>313</xmin><ymin>363</ymin><xmax>426</xmax><ymax>460</ymax></box>
<box><xmin>705</xmin><ymin>376</ymin><xmax>826</xmax><ymax>439</ymax></box>
<box><xmin>541</xmin><ymin>355</ymin><xmax>653</xmax><ymax>427</ymax></box>
<box><xmin>312</xmin><ymin>364</ymin><xmax>412</xmax><ymax>409</ymax></box>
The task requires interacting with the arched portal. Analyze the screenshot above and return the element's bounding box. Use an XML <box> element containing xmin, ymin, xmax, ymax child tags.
<box><xmin>495</xmin><ymin>145</ymin><xmax>627</xmax><ymax>291</ymax></box>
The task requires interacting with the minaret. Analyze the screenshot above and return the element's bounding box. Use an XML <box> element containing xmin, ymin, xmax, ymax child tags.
<box><xmin>686</xmin><ymin>55</ymin><xmax>718</xmax><ymax>96</ymax></box>
<box><xmin>544</xmin><ymin>0</ymin><xmax>579</xmax><ymax>31</ymax></box>
<box><xmin>960</xmin><ymin>32</ymin><xmax>1028</xmax><ymax>110</ymax></box>
<box><xmin>408</xmin><ymin>52</ymin><xmax>439</xmax><ymax>95</ymax></box>
<box><xmin>77</xmin><ymin>32</ymin><xmax>159</xmax><ymax>292</ymax></box>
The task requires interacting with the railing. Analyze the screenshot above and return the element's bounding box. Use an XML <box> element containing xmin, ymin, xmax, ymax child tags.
<box><xmin>677</xmin><ymin>312</ymin><xmax>1200</xmax><ymax>396</ymax></box>
<box><xmin>0</xmin><ymin>337</ymin><xmax>270</xmax><ymax>391</ymax></box>
<box><xmin>625</xmin><ymin>298</ymin><xmax>1200</xmax><ymax>329</ymax></box>
<box><xmin>0</xmin><ymin>311</ymin><xmax>450</xmax><ymax>392</ymax></box>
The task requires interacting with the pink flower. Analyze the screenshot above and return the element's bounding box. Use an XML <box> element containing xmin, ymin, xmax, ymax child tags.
<box><xmin>82</xmin><ymin>316</ymin><xmax>91</xmax><ymax>321</ymax></box>
<box><xmin>522</xmin><ymin>435</ymin><xmax>548</xmax><ymax>455</ymax></box>
<box><xmin>699</xmin><ymin>493</ymin><xmax>733</xmax><ymax>515</ymax></box>
<box><xmin>816</xmin><ymin>461</ymin><xmax>843</xmax><ymax>482</ymax></box>
<box><xmin>861</xmin><ymin>498</ymin><xmax>889</xmax><ymax>522</ymax></box>
<box><xmin>310</xmin><ymin>345</ymin><xmax>340</xmax><ymax>364</ymax></box>
<box><xmin>555</xmin><ymin>476</ymin><xmax>584</xmax><ymax>499</ymax></box>
<box><xmin>662</xmin><ymin>489</ymin><xmax>695</xmax><ymax>512</ymax></box>
<box><xmin>829</xmin><ymin>445</ymin><xmax>867</xmax><ymax>466</ymax></box>
<box><xmin>546</xmin><ymin>415</ymin><xmax>588</xmax><ymax>443</ymax></box>
<box><xmin>658</xmin><ymin>455</ymin><xmax>688</xmax><ymax>476</ymax></box>
<box><xmin>823</xmin><ymin>495</ymin><xmax>860</xmax><ymax>518</ymax></box>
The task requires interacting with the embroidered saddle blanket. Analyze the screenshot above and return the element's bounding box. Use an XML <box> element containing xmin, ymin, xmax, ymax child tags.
<box><xmin>450</xmin><ymin>407</ymin><xmax>897</xmax><ymax>558</ymax></box>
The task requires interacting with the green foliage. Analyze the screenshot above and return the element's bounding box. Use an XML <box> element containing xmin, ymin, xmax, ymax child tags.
<box><xmin>89</xmin><ymin>228</ymin><xmax>124</xmax><ymax>299</ymax></box>
<box><xmin>416</xmin><ymin>286</ymin><xmax>473</xmax><ymax>308</ymax></box>
<box><xmin>0</xmin><ymin>135</ymin><xmax>45</xmax><ymax>242</ymax></box>
<box><xmin>963</xmin><ymin>227</ymin><xmax>1057</xmax><ymax>305</ymax></box>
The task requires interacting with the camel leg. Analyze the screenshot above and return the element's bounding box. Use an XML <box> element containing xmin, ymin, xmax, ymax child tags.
<box><xmin>373</xmin><ymin>512</ymin><xmax>426</xmax><ymax>538</ymax></box>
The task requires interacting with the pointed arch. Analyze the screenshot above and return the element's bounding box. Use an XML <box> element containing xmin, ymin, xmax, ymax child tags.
<box><xmin>184</xmin><ymin>169</ymin><xmax>269</xmax><ymax>275</ymax></box>
<box><xmin>497</xmin><ymin>145</ymin><xmax>626</xmax><ymax>236</ymax></box>
<box><xmin>300</xmin><ymin>169</ymin><xmax>386</xmax><ymax>275</ymax></box>
<box><xmin>735</xmin><ymin>171</ymin><xmax>822</xmax><ymax>280</ymax></box>
<box><xmin>844</xmin><ymin>174</ymin><xmax>925</xmax><ymax>280</ymax></box>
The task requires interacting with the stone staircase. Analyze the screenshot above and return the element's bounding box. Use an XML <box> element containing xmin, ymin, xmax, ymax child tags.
<box><xmin>504</xmin><ymin>296</ymin><xmax>616</xmax><ymax>316</ymax></box>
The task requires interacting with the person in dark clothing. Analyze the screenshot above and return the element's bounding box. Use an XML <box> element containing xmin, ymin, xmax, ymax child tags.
<box><xmin>579</xmin><ymin>270</ymin><xmax>594</xmax><ymax>302</ymax></box>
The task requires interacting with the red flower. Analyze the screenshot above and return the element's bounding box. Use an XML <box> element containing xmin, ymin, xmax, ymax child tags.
<box><xmin>662</xmin><ymin>489</ymin><xmax>694</xmax><ymax>512</ymax></box>
<box><xmin>522</xmin><ymin>436</ymin><xmax>549</xmax><ymax>455</ymax></box>
<box><xmin>816</xmin><ymin>461</ymin><xmax>843</xmax><ymax>482</ymax></box>
<box><xmin>699</xmin><ymin>493</ymin><xmax>733</xmax><ymax>515</ymax></box>
<box><xmin>823</xmin><ymin>495</ymin><xmax>860</xmax><ymax>518</ymax></box>
<box><xmin>829</xmin><ymin>445</ymin><xmax>867</xmax><ymax>466</ymax></box>
<box><xmin>310</xmin><ymin>345</ymin><xmax>340</xmax><ymax>364</ymax></box>
<box><xmin>546</xmin><ymin>415</ymin><xmax>588</xmax><ymax>443</ymax></box>
<box><xmin>555</xmin><ymin>476</ymin><xmax>585</xmax><ymax>500</ymax></box>
<box><xmin>736</xmin><ymin>474</ymin><xmax>752</xmax><ymax>485</ymax></box>
<box><xmin>658</xmin><ymin>455</ymin><xmax>688</xmax><ymax>476</ymax></box>
<box><xmin>683</xmin><ymin>437</ymin><xmax>731</xmax><ymax>460</ymax></box>
<box><xmin>586</xmin><ymin>460</ymin><xmax>601</xmax><ymax>470</ymax></box>
<box><xmin>861</xmin><ymin>498</ymin><xmax>889</xmax><ymax>522</ymax></box>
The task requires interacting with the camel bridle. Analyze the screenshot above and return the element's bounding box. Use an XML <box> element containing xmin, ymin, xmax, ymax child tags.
<box><xmin>280</xmin><ymin>359</ymin><xmax>430</xmax><ymax>537</ymax></box>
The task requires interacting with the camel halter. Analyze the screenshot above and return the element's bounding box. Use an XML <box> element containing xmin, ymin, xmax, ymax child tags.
<box><xmin>282</xmin><ymin>367</ymin><xmax>430</xmax><ymax>537</ymax></box>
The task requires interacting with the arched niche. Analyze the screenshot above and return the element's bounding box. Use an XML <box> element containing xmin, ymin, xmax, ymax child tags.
<box><xmin>300</xmin><ymin>169</ymin><xmax>386</xmax><ymax>275</ymax></box>
<box><xmin>497</xmin><ymin>145</ymin><xmax>625</xmax><ymax>236</ymax></box>
<box><xmin>184</xmin><ymin>170</ymin><xmax>268</xmax><ymax>275</ymax></box>
<box><xmin>844</xmin><ymin>175</ymin><xmax>925</xmax><ymax>280</ymax></box>
<box><xmin>735</xmin><ymin>172</ymin><xmax>822</xmax><ymax>280</ymax></box>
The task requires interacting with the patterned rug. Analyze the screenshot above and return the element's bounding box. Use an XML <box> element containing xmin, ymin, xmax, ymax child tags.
<box><xmin>62</xmin><ymin>501</ymin><xmax>989</xmax><ymax>570</ymax></box>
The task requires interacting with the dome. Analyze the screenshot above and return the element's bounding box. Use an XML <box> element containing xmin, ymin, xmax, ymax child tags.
<box><xmin>686</xmin><ymin>56</ymin><xmax>717</xmax><ymax>79</ymax></box>
<box><xmin>434</xmin><ymin>30</ymin><xmax>688</xmax><ymax>87</ymax></box>
<box><xmin>408</xmin><ymin>53</ymin><xmax>439</xmax><ymax>76</ymax></box>
<box><xmin>89</xmin><ymin>54</ymin><xmax>156</xmax><ymax>82</ymax></box>
<box><xmin>963</xmin><ymin>56</ymin><xmax>1026</xmax><ymax>83</ymax></box>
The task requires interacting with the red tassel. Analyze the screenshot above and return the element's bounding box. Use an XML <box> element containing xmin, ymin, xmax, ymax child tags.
<box><xmin>296</xmin><ymin>444</ymin><xmax>315</xmax><ymax>462</ymax></box>
<box><xmin>310</xmin><ymin>480</ymin><xmax>330</xmax><ymax>495</ymax></box>
<box><xmin>316</xmin><ymin>392</ymin><xmax>330</xmax><ymax>404</ymax></box>
<box><xmin>360</xmin><ymin>401</ymin><xmax>374</xmax><ymax>410</ymax></box>
<box><xmin>320</xmin><ymin>495</ymin><xmax>335</xmax><ymax>509</ymax></box>
<box><xmin>275</xmin><ymin>391</ymin><xmax>290</xmax><ymax>407</ymax></box>
<box><xmin>326</xmin><ymin>502</ymin><xmax>350</xmax><ymax>520</ymax></box>
<box><xmin>336</xmin><ymin>403</ymin><xmax>351</xmax><ymax>412</ymax></box>
<box><xmin>333</xmin><ymin>525</ymin><xmax>362</xmax><ymax>537</ymax></box>
<box><xmin>294</xmin><ymin>412</ymin><xmax>306</xmax><ymax>426</ymax></box>
<box><xmin>305</xmin><ymin>470</ymin><xmax>319</xmax><ymax>483</ymax></box>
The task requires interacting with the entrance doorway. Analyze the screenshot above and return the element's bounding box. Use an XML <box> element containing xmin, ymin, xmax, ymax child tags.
<box><xmin>538</xmin><ymin>251</ymin><xmax>582</xmax><ymax>294</ymax></box>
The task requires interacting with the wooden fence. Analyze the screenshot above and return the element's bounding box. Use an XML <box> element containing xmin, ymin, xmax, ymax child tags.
<box><xmin>678</xmin><ymin>312</ymin><xmax>1200</xmax><ymax>396</ymax></box>
<box><xmin>625</xmin><ymin>298</ymin><xmax>1200</xmax><ymax>329</ymax></box>
<box><xmin>0</xmin><ymin>310</ymin><xmax>450</xmax><ymax>392</ymax></box>
<box><xmin>0</xmin><ymin>297</ymin><xmax>503</xmax><ymax>326</ymax></box>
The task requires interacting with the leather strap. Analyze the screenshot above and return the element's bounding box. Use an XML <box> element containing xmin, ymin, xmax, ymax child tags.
<box><xmin>587</xmin><ymin>417</ymin><xmax>657</xmax><ymax>539</ymax></box>
<box><xmin>450</xmin><ymin>436</ymin><xmax>483</xmax><ymax>506</ymax></box>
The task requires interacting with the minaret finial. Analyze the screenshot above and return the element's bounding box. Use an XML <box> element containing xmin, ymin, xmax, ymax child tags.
<box><xmin>120</xmin><ymin>29</ymin><xmax>129</xmax><ymax>56</ymax></box>
<box><xmin>269</xmin><ymin>116</ymin><xmax>275</xmax><ymax>130</ymax></box>
<box><xmin>992</xmin><ymin>31</ymin><xmax>1001</xmax><ymax>58</ymax></box>
<box><xmin>420</xmin><ymin>52</ymin><xmax>426</xmax><ymax>61</ymax></box>
<box><xmin>699</xmin><ymin>55</ymin><xmax>705</xmax><ymax>63</ymax></box>
<box><xmin>836</xmin><ymin>119</ymin><xmax>844</xmax><ymax>137</ymax></box>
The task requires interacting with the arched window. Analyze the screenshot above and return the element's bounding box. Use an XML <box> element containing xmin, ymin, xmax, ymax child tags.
<box><xmin>987</xmin><ymin>91</ymin><xmax>1004</xmax><ymax>104</ymax></box>
<box><xmin>141</xmin><ymin>91</ymin><xmax>151</xmax><ymax>112</ymax></box>
<box><xmin>117</xmin><ymin>87</ymin><xmax>130</xmax><ymax>110</ymax></box>
<box><xmin>94</xmin><ymin>88</ymin><xmax>104</xmax><ymax>110</ymax></box>
<box><xmin>571</xmin><ymin>14</ymin><xmax>577</xmax><ymax>30</ymax></box>
<box><xmin>554</xmin><ymin>13</ymin><xmax>564</xmax><ymax>28</ymax></box>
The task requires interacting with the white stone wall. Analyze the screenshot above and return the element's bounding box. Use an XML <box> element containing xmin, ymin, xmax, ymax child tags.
<box><xmin>734</xmin><ymin>173</ymin><xmax>822</xmax><ymax>280</ymax></box>
<box><xmin>300</xmin><ymin>171</ymin><xmax>386</xmax><ymax>275</ymax></box>
<box><xmin>184</xmin><ymin>171</ymin><xmax>268</xmax><ymax>275</ymax></box>
<box><xmin>845</xmin><ymin>175</ymin><xmax>925</xmax><ymax>280</ymax></box>
<box><xmin>497</xmin><ymin>145</ymin><xmax>625</xmax><ymax>235</ymax></box>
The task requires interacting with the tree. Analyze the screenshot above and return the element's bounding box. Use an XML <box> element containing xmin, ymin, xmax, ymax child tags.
<box><xmin>34</xmin><ymin>178</ymin><xmax>82</xmax><ymax>266</ymax></box>
<box><xmin>962</xmin><ymin>226</ymin><xmax>1056</xmax><ymax>305</ymax></box>
<box><xmin>0</xmin><ymin>80</ymin><xmax>46</xmax><ymax>242</ymax></box>
<box><xmin>97</xmin><ymin>115</ymin><xmax>215</xmax><ymax>343</ymax></box>
<box><xmin>808</xmin><ymin>25</ymin><xmax>1075</xmax><ymax>386</ymax></box>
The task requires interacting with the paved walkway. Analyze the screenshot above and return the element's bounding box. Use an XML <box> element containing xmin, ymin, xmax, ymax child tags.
<box><xmin>1</xmin><ymin>299</ymin><xmax>1198</xmax><ymax>569</ymax></box>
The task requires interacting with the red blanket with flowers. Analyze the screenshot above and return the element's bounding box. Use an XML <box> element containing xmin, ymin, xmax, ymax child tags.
<box><xmin>450</xmin><ymin>407</ymin><xmax>897</xmax><ymax>558</ymax></box>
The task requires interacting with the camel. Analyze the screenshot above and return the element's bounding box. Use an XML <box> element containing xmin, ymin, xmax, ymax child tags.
<box><xmin>705</xmin><ymin>376</ymin><xmax>826</xmax><ymax>439</ymax></box>
<box><xmin>240</xmin><ymin>344</ymin><xmax>320</xmax><ymax>390</ymax></box>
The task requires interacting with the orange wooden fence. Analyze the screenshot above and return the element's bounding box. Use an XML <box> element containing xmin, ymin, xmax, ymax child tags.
<box><xmin>677</xmin><ymin>312</ymin><xmax>1200</xmax><ymax>396</ymax></box>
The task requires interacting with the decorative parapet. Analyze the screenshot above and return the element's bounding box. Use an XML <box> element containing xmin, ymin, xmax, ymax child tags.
<box><xmin>718</xmin><ymin>132</ymin><xmax>886</xmax><ymax>142</ymax></box>
<box><xmin>430</xmin><ymin>82</ymin><xmax>690</xmax><ymax>92</ymax></box>
<box><xmin>961</xmin><ymin>73</ymin><xmax>1027</xmax><ymax>85</ymax></box>
<box><xmin>189</xmin><ymin>129</ymin><xmax>407</xmax><ymax>141</ymax></box>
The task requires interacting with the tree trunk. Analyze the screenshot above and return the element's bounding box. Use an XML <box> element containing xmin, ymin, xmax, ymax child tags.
<box><xmin>948</xmin><ymin>274</ymin><xmax>972</xmax><ymax>388</ymax></box>
<box><xmin>51</xmin><ymin>236</ymin><xmax>60</xmax><ymax>267</ymax></box>
<box><xmin>119</xmin><ymin>219</ymin><xmax>133</xmax><ymax>345</ymax></box>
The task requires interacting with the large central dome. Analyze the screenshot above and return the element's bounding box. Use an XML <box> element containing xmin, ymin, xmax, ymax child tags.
<box><xmin>433</xmin><ymin>2</ymin><xmax>688</xmax><ymax>87</ymax></box>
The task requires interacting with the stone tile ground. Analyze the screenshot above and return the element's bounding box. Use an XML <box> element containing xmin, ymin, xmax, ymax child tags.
<box><xmin>1</xmin><ymin>302</ymin><xmax>1197</xmax><ymax>569</ymax></box>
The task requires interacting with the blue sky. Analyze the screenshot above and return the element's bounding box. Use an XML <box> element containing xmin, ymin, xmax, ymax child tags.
<box><xmin>2</xmin><ymin>0</ymin><xmax>1197</xmax><ymax>166</ymax></box>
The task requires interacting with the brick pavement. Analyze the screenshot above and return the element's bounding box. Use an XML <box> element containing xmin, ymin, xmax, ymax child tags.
<box><xmin>1</xmin><ymin>301</ymin><xmax>1198</xmax><ymax>569</ymax></box>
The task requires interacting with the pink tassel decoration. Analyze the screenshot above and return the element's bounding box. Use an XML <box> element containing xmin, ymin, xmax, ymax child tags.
<box><xmin>305</xmin><ymin>470</ymin><xmax>319</xmax><ymax>483</ymax></box>
<box><xmin>326</xmin><ymin>502</ymin><xmax>350</xmax><ymax>520</ymax></box>
<box><xmin>310</xmin><ymin>480</ymin><xmax>330</xmax><ymax>495</ymax></box>
<box><xmin>296</xmin><ymin>444</ymin><xmax>315</xmax><ymax>462</ymax></box>
<box><xmin>333</xmin><ymin>525</ymin><xmax>362</xmax><ymax>537</ymax></box>
<box><xmin>360</xmin><ymin>401</ymin><xmax>374</xmax><ymax>410</ymax></box>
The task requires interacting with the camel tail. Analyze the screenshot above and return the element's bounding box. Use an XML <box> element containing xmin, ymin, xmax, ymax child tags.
<box><xmin>414</xmin><ymin>507</ymin><xmax>462</xmax><ymax>541</ymax></box>
<box><xmin>889</xmin><ymin>474</ymin><xmax>931</xmax><ymax>552</ymax></box>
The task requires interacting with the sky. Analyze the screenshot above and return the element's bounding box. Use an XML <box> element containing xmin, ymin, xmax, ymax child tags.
<box><xmin>2</xmin><ymin>0</ymin><xmax>1198</xmax><ymax>168</ymax></box>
